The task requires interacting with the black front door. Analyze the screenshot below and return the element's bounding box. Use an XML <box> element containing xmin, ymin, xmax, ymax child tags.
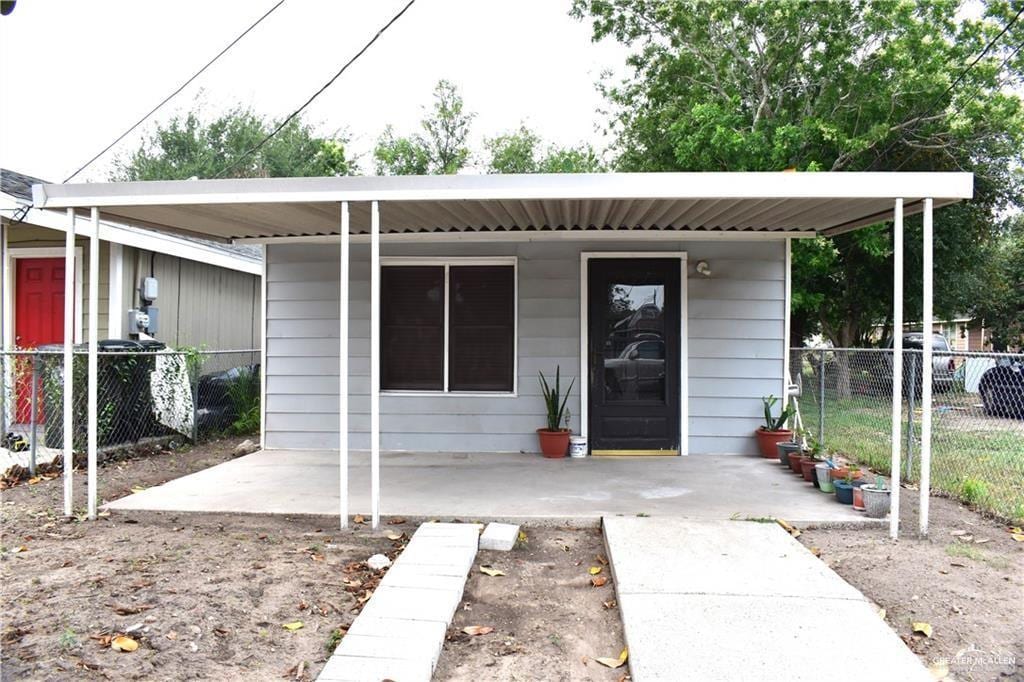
<box><xmin>588</xmin><ymin>258</ymin><xmax>680</xmax><ymax>454</ymax></box>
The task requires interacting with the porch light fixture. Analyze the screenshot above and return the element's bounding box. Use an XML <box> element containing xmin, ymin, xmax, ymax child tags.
<box><xmin>695</xmin><ymin>260</ymin><xmax>711</xmax><ymax>277</ymax></box>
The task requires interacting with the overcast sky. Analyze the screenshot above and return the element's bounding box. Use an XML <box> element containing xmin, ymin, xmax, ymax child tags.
<box><xmin>0</xmin><ymin>0</ymin><xmax>628</xmax><ymax>182</ymax></box>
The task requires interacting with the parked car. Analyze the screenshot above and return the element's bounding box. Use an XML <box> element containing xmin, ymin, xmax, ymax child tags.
<box><xmin>979</xmin><ymin>355</ymin><xmax>1024</xmax><ymax>419</ymax></box>
<box><xmin>603</xmin><ymin>339</ymin><xmax>665</xmax><ymax>399</ymax></box>
<box><xmin>878</xmin><ymin>333</ymin><xmax>956</xmax><ymax>395</ymax></box>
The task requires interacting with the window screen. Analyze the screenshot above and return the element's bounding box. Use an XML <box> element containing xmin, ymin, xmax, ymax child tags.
<box><xmin>380</xmin><ymin>266</ymin><xmax>444</xmax><ymax>390</ymax></box>
<box><xmin>448</xmin><ymin>266</ymin><xmax>515</xmax><ymax>392</ymax></box>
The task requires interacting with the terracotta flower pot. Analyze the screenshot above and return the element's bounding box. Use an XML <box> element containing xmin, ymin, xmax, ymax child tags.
<box><xmin>851</xmin><ymin>480</ymin><xmax>867</xmax><ymax>511</ymax></box>
<box><xmin>787</xmin><ymin>450</ymin><xmax>805</xmax><ymax>474</ymax></box>
<box><xmin>800</xmin><ymin>457</ymin><xmax>819</xmax><ymax>483</ymax></box>
<box><xmin>755</xmin><ymin>428</ymin><xmax>793</xmax><ymax>458</ymax></box>
<box><xmin>830</xmin><ymin>467</ymin><xmax>863</xmax><ymax>483</ymax></box>
<box><xmin>537</xmin><ymin>428</ymin><xmax>570</xmax><ymax>458</ymax></box>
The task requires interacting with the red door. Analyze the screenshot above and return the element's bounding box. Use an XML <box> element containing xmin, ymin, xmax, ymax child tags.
<box><xmin>15</xmin><ymin>258</ymin><xmax>66</xmax><ymax>423</ymax></box>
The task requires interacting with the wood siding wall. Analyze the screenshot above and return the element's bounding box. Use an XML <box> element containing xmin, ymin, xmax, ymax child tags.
<box><xmin>5</xmin><ymin>224</ymin><xmax>259</xmax><ymax>350</ymax></box>
<box><xmin>264</xmin><ymin>239</ymin><xmax>786</xmax><ymax>455</ymax></box>
<box><xmin>122</xmin><ymin>246</ymin><xmax>261</xmax><ymax>350</ymax></box>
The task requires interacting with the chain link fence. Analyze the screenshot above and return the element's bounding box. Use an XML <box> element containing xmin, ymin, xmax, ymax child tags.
<box><xmin>792</xmin><ymin>347</ymin><xmax>1024</xmax><ymax>522</ymax></box>
<box><xmin>0</xmin><ymin>348</ymin><xmax>259</xmax><ymax>478</ymax></box>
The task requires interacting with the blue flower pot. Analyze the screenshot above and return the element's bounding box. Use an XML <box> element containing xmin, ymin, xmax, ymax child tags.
<box><xmin>834</xmin><ymin>480</ymin><xmax>855</xmax><ymax>504</ymax></box>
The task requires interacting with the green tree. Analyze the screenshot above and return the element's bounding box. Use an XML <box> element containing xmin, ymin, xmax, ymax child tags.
<box><xmin>374</xmin><ymin>80</ymin><xmax>474</xmax><ymax>175</ymax></box>
<box><xmin>971</xmin><ymin>215</ymin><xmax>1024</xmax><ymax>350</ymax></box>
<box><xmin>572</xmin><ymin>0</ymin><xmax>1024</xmax><ymax>348</ymax></box>
<box><xmin>485</xmin><ymin>125</ymin><xmax>606</xmax><ymax>173</ymax></box>
<box><xmin>112</xmin><ymin>106</ymin><xmax>354</xmax><ymax>180</ymax></box>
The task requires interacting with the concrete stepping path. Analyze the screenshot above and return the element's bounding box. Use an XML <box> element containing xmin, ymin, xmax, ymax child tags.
<box><xmin>603</xmin><ymin>517</ymin><xmax>930</xmax><ymax>682</ymax></box>
<box><xmin>317</xmin><ymin>522</ymin><xmax>479</xmax><ymax>682</ymax></box>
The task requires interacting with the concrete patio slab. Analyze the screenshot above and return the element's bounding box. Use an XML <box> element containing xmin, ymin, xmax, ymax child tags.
<box><xmin>603</xmin><ymin>517</ymin><xmax>930</xmax><ymax>682</ymax></box>
<box><xmin>105</xmin><ymin>449</ymin><xmax>874</xmax><ymax>525</ymax></box>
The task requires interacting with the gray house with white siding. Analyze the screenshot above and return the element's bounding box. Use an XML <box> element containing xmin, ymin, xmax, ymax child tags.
<box><xmin>31</xmin><ymin>172</ymin><xmax>972</xmax><ymax>494</ymax></box>
<box><xmin>265</xmin><ymin>238</ymin><xmax>786</xmax><ymax>455</ymax></box>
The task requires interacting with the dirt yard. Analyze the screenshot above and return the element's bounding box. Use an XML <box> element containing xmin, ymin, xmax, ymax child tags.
<box><xmin>435</xmin><ymin>525</ymin><xmax>627</xmax><ymax>682</ymax></box>
<box><xmin>0</xmin><ymin>438</ymin><xmax>402</xmax><ymax>681</ymax></box>
<box><xmin>799</xmin><ymin>495</ymin><xmax>1023</xmax><ymax>681</ymax></box>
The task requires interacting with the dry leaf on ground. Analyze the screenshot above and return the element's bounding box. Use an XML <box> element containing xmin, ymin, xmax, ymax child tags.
<box><xmin>596</xmin><ymin>648</ymin><xmax>628</xmax><ymax>668</ymax></box>
<box><xmin>462</xmin><ymin>625</ymin><xmax>494</xmax><ymax>636</ymax></box>
<box><xmin>111</xmin><ymin>635</ymin><xmax>138</xmax><ymax>652</ymax></box>
<box><xmin>912</xmin><ymin>622</ymin><xmax>933</xmax><ymax>638</ymax></box>
<box><xmin>589</xmin><ymin>566</ymin><xmax>603</xmax><ymax>575</ymax></box>
<box><xmin>353</xmin><ymin>515</ymin><xmax>365</xmax><ymax>525</ymax></box>
<box><xmin>282</xmin><ymin>621</ymin><xmax>304</xmax><ymax>631</ymax></box>
<box><xmin>591</xmin><ymin>575</ymin><xmax>608</xmax><ymax>587</ymax></box>
<box><xmin>479</xmin><ymin>566</ymin><xmax>505</xmax><ymax>577</ymax></box>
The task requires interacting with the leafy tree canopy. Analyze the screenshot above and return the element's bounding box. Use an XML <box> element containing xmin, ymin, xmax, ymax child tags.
<box><xmin>572</xmin><ymin>0</ymin><xmax>1024</xmax><ymax>347</ymax></box>
<box><xmin>374</xmin><ymin>80</ymin><xmax>474</xmax><ymax>175</ymax></box>
<box><xmin>112</xmin><ymin>106</ymin><xmax>353</xmax><ymax>180</ymax></box>
<box><xmin>486</xmin><ymin>125</ymin><xmax>606</xmax><ymax>173</ymax></box>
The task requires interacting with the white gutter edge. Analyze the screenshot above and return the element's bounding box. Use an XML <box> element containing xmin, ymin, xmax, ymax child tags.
<box><xmin>1</xmin><ymin>205</ymin><xmax>261</xmax><ymax>275</ymax></box>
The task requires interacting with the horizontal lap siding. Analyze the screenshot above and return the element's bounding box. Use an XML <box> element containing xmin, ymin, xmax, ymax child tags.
<box><xmin>264</xmin><ymin>239</ymin><xmax>785</xmax><ymax>455</ymax></box>
<box><xmin>686</xmin><ymin>240</ymin><xmax>785</xmax><ymax>454</ymax></box>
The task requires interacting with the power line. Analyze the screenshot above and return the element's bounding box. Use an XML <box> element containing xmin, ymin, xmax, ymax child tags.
<box><xmin>869</xmin><ymin>5</ymin><xmax>1023</xmax><ymax>170</ymax></box>
<box><xmin>893</xmin><ymin>36</ymin><xmax>1024</xmax><ymax>171</ymax></box>
<box><xmin>214</xmin><ymin>0</ymin><xmax>417</xmax><ymax>179</ymax></box>
<box><xmin>63</xmin><ymin>0</ymin><xmax>288</xmax><ymax>183</ymax></box>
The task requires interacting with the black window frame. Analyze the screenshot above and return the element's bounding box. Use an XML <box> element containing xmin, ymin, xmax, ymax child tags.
<box><xmin>379</xmin><ymin>259</ymin><xmax>517</xmax><ymax>394</ymax></box>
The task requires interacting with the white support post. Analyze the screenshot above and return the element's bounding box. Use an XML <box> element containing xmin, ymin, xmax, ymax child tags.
<box><xmin>338</xmin><ymin>202</ymin><xmax>350</xmax><ymax>529</ymax></box>
<box><xmin>919</xmin><ymin>198</ymin><xmax>934</xmax><ymax>536</ymax></box>
<box><xmin>370</xmin><ymin>201</ymin><xmax>381</xmax><ymax>529</ymax></box>
<box><xmin>62</xmin><ymin>209</ymin><xmax>75</xmax><ymax>517</ymax></box>
<box><xmin>87</xmin><ymin>208</ymin><xmax>99</xmax><ymax>520</ymax></box>
<box><xmin>889</xmin><ymin>199</ymin><xmax>904</xmax><ymax>540</ymax></box>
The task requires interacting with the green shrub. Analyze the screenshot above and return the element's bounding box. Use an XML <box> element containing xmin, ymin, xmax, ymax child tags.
<box><xmin>959</xmin><ymin>478</ymin><xmax>988</xmax><ymax>505</ymax></box>
<box><xmin>227</xmin><ymin>369</ymin><xmax>260</xmax><ymax>435</ymax></box>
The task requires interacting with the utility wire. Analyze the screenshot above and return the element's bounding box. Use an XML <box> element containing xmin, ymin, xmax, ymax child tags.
<box><xmin>63</xmin><ymin>0</ymin><xmax>288</xmax><ymax>183</ymax></box>
<box><xmin>869</xmin><ymin>5</ymin><xmax>1023</xmax><ymax>170</ymax></box>
<box><xmin>893</xmin><ymin>36</ymin><xmax>1024</xmax><ymax>171</ymax></box>
<box><xmin>214</xmin><ymin>0</ymin><xmax>417</xmax><ymax>179</ymax></box>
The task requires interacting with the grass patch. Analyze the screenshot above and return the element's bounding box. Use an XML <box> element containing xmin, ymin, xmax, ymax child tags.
<box><xmin>945</xmin><ymin>543</ymin><xmax>1011</xmax><ymax>569</ymax></box>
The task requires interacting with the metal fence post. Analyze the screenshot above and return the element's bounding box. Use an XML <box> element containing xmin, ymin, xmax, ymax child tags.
<box><xmin>905</xmin><ymin>350</ymin><xmax>916</xmax><ymax>481</ymax></box>
<box><xmin>29</xmin><ymin>352</ymin><xmax>39</xmax><ymax>476</ymax></box>
<box><xmin>818</xmin><ymin>348</ymin><xmax>826</xmax><ymax>448</ymax></box>
<box><xmin>191</xmin><ymin>360</ymin><xmax>199</xmax><ymax>443</ymax></box>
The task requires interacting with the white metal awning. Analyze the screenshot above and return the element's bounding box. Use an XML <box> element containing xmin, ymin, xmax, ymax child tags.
<box><xmin>32</xmin><ymin>172</ymin><xmax>973</xmax><ymax>243</ymax></box>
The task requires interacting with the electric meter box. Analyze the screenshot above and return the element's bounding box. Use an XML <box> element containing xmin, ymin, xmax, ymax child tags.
<box><xmin>141</xmin><ymin>276</ymin><xmax>159</xmax><ymax>302</ymax></box>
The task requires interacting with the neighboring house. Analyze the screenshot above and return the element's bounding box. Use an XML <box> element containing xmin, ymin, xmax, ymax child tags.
<box><xmin>1</xmin><ymin>169</ymin><xmax>262</xmax><ymax>352</ymax></box>
<box><xmin>32</xmin><ymin>172</ymin><xmax>972</xmax><ymax>460</ymax></box>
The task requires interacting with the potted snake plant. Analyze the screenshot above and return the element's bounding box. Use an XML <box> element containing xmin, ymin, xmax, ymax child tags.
<box><xmin>537</xmin><ymin>367</ymin><xmax>574</xmax><ymax>458</ymax></box>
<box><xmin>756</xmin><ymin>395</ymin><xmax>795</xmax><ymax>458</ymax></box>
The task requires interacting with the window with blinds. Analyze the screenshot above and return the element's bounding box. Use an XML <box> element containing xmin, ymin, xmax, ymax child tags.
<box><xmin>380</xmin><ymin>262</ymin><xmax>515</xmax><ymax>393</ymax></box>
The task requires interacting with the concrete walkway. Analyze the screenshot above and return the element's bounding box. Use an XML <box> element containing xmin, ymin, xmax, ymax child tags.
<box><xmin>318</xmin><ymin>522</ymin><xmax>479</xmax><ymax>682</ymax></box>
<box><xmin>603</xmin><ymin>517</ymin><xmax>930</xmax><ymax>682</ymax></box>
<box><xmin>106</xmin><ymin>449</ymin><xmax>872</xmax><ymax>525</ymax></box>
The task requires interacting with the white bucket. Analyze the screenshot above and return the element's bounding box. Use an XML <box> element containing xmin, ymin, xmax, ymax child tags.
<box><xmin>569</xmin><ymin>436</ymin><xmax>588</xmax><ymax>458</ymax></box>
